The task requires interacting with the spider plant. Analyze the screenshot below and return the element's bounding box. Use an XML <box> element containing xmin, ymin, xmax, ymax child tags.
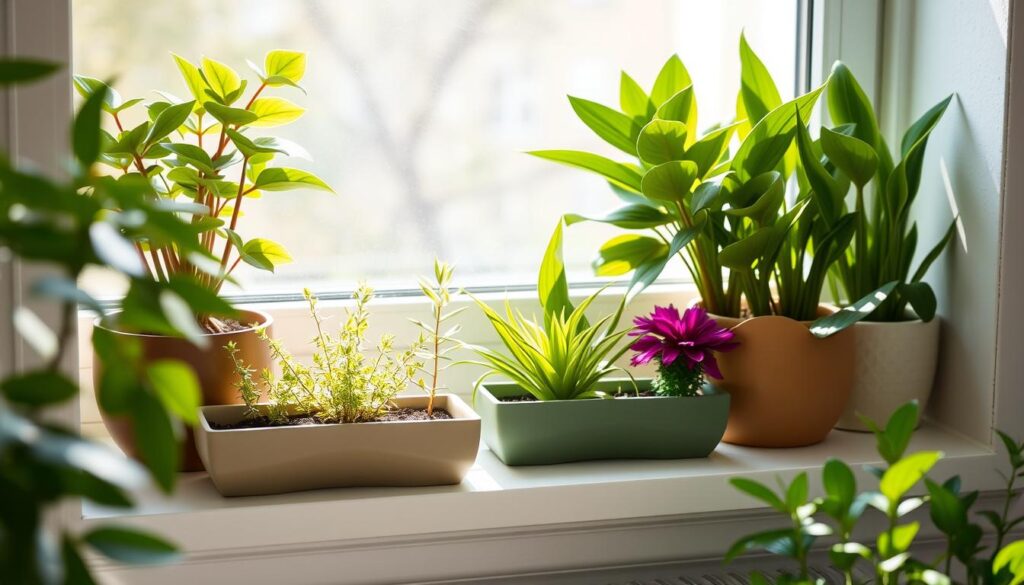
<box><xmin>467</xmin><ymin>222</ymin><xmax>633</xmax><ymax>401</ymax></box>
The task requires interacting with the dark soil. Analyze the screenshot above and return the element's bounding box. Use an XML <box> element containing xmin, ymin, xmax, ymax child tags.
<box><xmin>211</xmin><ymin>408</ymin><xmax>453</xmax><ymax>430</ymax></box>
<box><xmin>498</xmin><ymin>391</ymin><xmax>658</xmax><ymax>402</ymax></box>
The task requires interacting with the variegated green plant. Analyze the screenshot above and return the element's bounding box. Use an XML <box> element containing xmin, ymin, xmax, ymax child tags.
<box><xmin>75</xmin><ymin>50</ymin><xmax>334</xmax><ymax>332</ymax></box>
<box><xmin>467</xmin><ymin>222</ymin><xmax>633</xmax><ymax>401</ymax></box>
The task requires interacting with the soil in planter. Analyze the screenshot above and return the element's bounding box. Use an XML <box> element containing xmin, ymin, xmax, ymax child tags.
<box><xmin>498</xmin><ymin>391</ymin><xmax>659</xmax><ymax>402</ymax></box>
<box><xmin>211</xmin><ymin>408</ymin><xmax>453</xmax><ymax>430</ymax></box>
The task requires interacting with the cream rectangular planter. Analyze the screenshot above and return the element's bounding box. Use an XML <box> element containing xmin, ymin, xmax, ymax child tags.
<box><xmin>195</xmin><ymin>394</ymin><xmax>481</xmax><ymax>496</ymax></box>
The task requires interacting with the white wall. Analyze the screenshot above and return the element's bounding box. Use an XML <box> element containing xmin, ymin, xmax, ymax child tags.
<box><xmin>881</xmin><ymin>0</ymin><xmax>1010</xmax><ymax>442</ymax></box>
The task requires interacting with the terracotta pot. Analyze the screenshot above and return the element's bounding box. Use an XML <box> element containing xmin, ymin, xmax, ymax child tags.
<box><xmin>710</xmin><ymin>306</ymin><xmax>854</xmax><ymax>447</ymax></box>
<box><xmin>835</xmin><ymin>317</ymin><xmax>940</xmax><ymax>431</ymax></box>
<box><xmin>196</xmin><ymin>394</ymin><xmax>481</xmax><ymax>496</ymax></box>
<box><xmin>93</xmin><ymin>309</ymin><xmax>273</xmax><ymax>471</ymax></box>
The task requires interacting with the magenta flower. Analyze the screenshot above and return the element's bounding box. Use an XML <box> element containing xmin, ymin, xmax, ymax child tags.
<box><xmin>629</xmin><ymin>305</ymin><xmax>738</xmax><ymax>379</ymax></box>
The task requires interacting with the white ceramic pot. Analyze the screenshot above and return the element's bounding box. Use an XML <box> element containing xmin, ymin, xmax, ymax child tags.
<box><xmin>836</xmin><ymin>318</ymin><xmax>940</xmax><ymax>431</ymax></box>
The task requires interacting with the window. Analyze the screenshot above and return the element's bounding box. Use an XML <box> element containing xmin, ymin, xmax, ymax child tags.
<box><xmin>72</xmin><ymin>0</ymin><xmax>803</xmax><ymax>297</ymax></box>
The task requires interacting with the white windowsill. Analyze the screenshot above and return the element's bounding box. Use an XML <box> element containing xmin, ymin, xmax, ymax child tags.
<box><xmin>80</xmin><ymin>421</ymin><xmax>999</xmax><ymax>554</ymax></box>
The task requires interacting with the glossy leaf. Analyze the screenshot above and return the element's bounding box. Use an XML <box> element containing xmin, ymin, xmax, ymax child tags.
<box><xmin>171</xmin><ymin>54</ymin><xmax>209</xmax><ymax>107</ymax></box>
<box><xmin>240</xmin><ymin>238</ymin><xmax>292</xmax><ymax>272</ymax></box>
<box><xmin>640</xmin><ymin>160</ymin><xmax>698</xmax><ymax>202</ymax></box>
<box><xmin>684</xmin><ymin>122</ymin><xmax>739</xmax><ymax>178</ymax></box>
<box><xmin>878</xmin><ymin>522</ymin><xmax>919</xmax><ymax>556</ymax></box>
<box><xmin>527</xmin><ymin>150</ymin><xmax>642</xmax><ymax>192</ymax></box>
<box><xmin>225</xmin><ymin>128</ymin><xmax>286</xmax><ymax>158</ymax></box>
<box><xmin>994</xmin><ymin>540</ymin><xmax>1024</xmax><ymax>585</ymax></box>
<box><xmin>265</xmin><ymin>50</ymin><xmax>306</xmax><ymax>85</ymax></box>
<box><xmin>786</xmin><ymin>473</ymin><xmax>809</xmax><ymax>511</ymax></box>
<box><xmin>626</xmin><ymin>215</ymin><xmax>705</xmax><ymax>301</ymax></box>
<box><xmin>564</xmin><ymin>204</ymin><xmax>672</xmax><ymax>229</ymax></box>
<box><xmin>911</xmin><ymin>218</ymin><xmax>958</xmax><ymax>285</ymax></box>
<box><xmin>725</xmin><ymin>529</ymin><xmax>794</xmax><ymax>562</ymax></box>
<box><xmin>146</xmin><ymin>361</ymin><xmax>201</xmax><ymax>426</ymax></box>
<box><xmin>827</xmin><ymin>62</ymin><xmax>882</xmax><ymax>153</ymax></box>
<box><xmin>72</xmin><ymin>75</ymin><xmax>122</xmax><ymax>113</ymax></box>
<box><xmin>163</xmin><ymin>143</ymin><xmax>216</xmax><ymax>174</ymax></box>
<box><xmin>0</xmin><ymin>58</ymin><xmax>59</xmax><ymax>85</ymax></box>
<box><xmin>619</xmin><ymin>71</ymin><xmax>654</xmax><ymax>121</ymax></box>
<box><xmin>144</xmin><ymin>100</ymin><xmax>195</xmax><ymax>146</ymax></box>
<box><xmin>926</xmin><ymin>479</ymin><xmax>965</xmax><ymax>534</ymax></box>
<box><xmin>83</xmin><ymin>527</ymin><xmax>180</xmax><ymax>566</ymax></box>
<box><xmin>568</xmin><ymin>95</ymin><xmax>640</xmax><ymax>155</ymax></box>
<box><xmin>809</xmin><ymin>281</ymin><xmax>898</xmax><ymax>338</ymax></box>
<box><xmin>821</xmin><ymin>126</ymin><xmax>878</xmax><ymax>188</ymax></box>
<box><xmin>636</xmin><ymin>119</ymin><xmax>688</xmax><ymax>165</ymax></box>
<box><xmin>732</xmin><ymin>83</ymin><xmax>825</xmax><ymax>181</ymax></box>
<box><xmin>253</xmin><ymin>167</ymin><xmax>333</xmax><ymax>192</ymax></box>
<box><xmin>901</xmin><ymin>281</ymin><xmax>937</xmax><ymax>322</ymax></box>
<box><xmin>249</xmin><ymin>97</ymin><xmax>304</xmax><ymax>127</ymax></box>
<box><xmin>730</xmin><ymin>477</ymin><xmax>786</xmax><ymax>511</ymax></box>
<box><xmin>738</xmin><ymin>32</ymin><xmax>783</xmax><ymax>125</ymax></box>
<box><xmin>204</xmin><ymin>101</ymin><xmax>258</xmax><ymax>126</ymax></box>
<box><xmin>201</xmin><ymin>57</ymin><xmax>241</xmax><ymax>102</ymax></box>
<box><xmin>592</xmin><ymin>234</ymin><xmax>667</xmax><ymax>277</ymax></box>
<box><xmin>538</xmin><ymin>221</ymin><xmax>575</xmax><ymax>327</ymax></box>
<box><xmin>73</xmin><ymin>83</ymin><xmax>107</xmax><ymax>167</ymax></box>
<box><xmin>650</xmin><ymin>54</ymin><xmax>692</xmax><ymax>107</ymax></box>
<box><xmin>880</xmin><ymin>451</ymin><xmax>943</xmax><ymax>502</ymax></box>
<box><xmin>823</xmin><ymin>458</ymin><xmax>857</xmax><ymax>508</ymax></box>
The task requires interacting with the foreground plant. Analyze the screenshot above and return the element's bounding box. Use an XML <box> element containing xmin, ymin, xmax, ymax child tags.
<box><xmin>76</xmin><ymin>50</ymin><xmax>334</xmax><ymax>332</ymax></box>
<box><xmin>726</xmin><ymin>401</ymin><xmax>1024</xmax><ymax>585</ymax></box>
<box><xmin>467</xmin><ymin>222</ymin><xmax>633</xmax><ymax>401</ymax></box>
<box><xmin>230</xmin><ymin>286</ymin><xmax>425</xmax><ymax>424</ymax></box>
<box><xmin>629</xmin><ymin>305</ymin><xmax>736</xmax><ymax>397</ymax></box>
<box><xmin>412</xmin><ymin>260</ymin><xmax>465</xmax><ymax>417</ymax></box>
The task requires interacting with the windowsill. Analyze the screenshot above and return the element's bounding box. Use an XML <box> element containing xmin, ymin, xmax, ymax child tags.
<box><xmin>80</xmin><ymin>420</ymin><xmax>1000</xmax><ymax>555</ymax></box>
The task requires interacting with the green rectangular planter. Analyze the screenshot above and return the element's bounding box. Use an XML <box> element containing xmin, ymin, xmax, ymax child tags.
<box><xmin>476</xmin><ymin>378</ymin><xmax>730</xmax><ymax>466</ymax></box>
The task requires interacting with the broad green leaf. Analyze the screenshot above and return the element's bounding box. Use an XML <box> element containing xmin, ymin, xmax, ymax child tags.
<box><xmin>730</xmin><ymin>477</ymin><xmax>786</xmax><ymax>511</ymax></box>
<box><xmin>725</xmin><ymin>529</ymin><xmax>795</xmax><ymax>562</ymax></box>
<box><xmin>823</xmin><ymin>458</ymin><xmax>856</xmax><ymax>508</ymax></box>
<box><xmin>828</xmin><ymin>62</ymin><xmax>882</xmax><ymax>154</ymax></box>
<box><xmin>253</xmin><ymin>136</ymin><xmax>310</xmax><ymax>160</ymax></box>
<box><xmin>691</xmin><ymin>181</ymin><xmax>723</xmax><ymax>212</ymax></box>
<box><xmin>592</xmin><ymin>234</ymin><xmax>666</xmax><ymax>277</ymax></box>
<box><xmin>911</xmin><ymin>218</ymin><xmax>957</xmax><ymax>285</ymax></box>
<box><xmin>163</xmin><ymin>143</ymin><xmax>216</xmax><ymax>174</ymax></box>
<box><xmin>240</xmin><ymin>238</ymin><xmax>292</xmax><ymax>272</ymax></box>
<box><xmin>809</xmin><ymin>281</ymin><xmax>898</xmax><ymax>338</ymax></box>
<box><xmin>83</xmin><ymin>526</ymin><xmax>180</xmax><ymax>565</ymax></box>
<box><xmin>640</xmin><ymin>160</ymin><xmax>698</xmax><ymax>202</ymax></box>
<box><xmin>253</xmin><ymin>167</ymin><xmax>333</xmax><ymax>192</ymax></box>
<box><xmin>619</xmin><ymin>71</ymin><xmax>654</xmax><ymax>121</ymax></box>
<box><xmin>72</xmin><ymin>75</ymin><xmax>122</xmax><ymax>113</ymax></box>
<box><xmin>626</xmin><ymin>214</ymin><xmax>705</xmax><ymax>301</ymax></box>
<box><xmin>719</xmin><ymin>227</ymin><xmax>776</xmax><ymax>269</ymax></box>
<box><xmin>739</xmin><ymin>32</ymin><xmax>783</xmax><ymax>125</ymax></box>
<box><xmin>73</xmin><ymin>82</ymin><xmax>107</xmax><ymax>167</ymax></box>
<box><xmin>129</xmin><ymin>391</ymin><xmax>178</xmax><ymax>492</ymax></box>
<box><xmin>1</xmin><ymin>371</ymin><xmax>77</xmax><ymax>407</ymax></box>
<box><xmin>880</xmin><ymin>451</ymin><xmax>943</xmax><ymax>502</ymax></box>
<box><xmin>159</xmin><ymin>290</ymin><xmax>207</xmax><ymax>348</ymax></box>
<box><xmin>146</xmin><ymin>361</ymin><xmax>201</xmax><ymax>425</ymax></box>
<box><xmin>249</xmin><ymin>97</ymin><xmax>304</xmax><ymax>127</ymax></box>
<box><xmin>821</xmin><ymin>127</ymin><xmax>878</xmax><ymax>188</ymax></box>
<box><xmin>201</xmin><ymin>57</ymin><xmax>241</xmax><ymax>102</ymax></box>
<box><xmin>538</xmin><ymin>221</ymin><xmax>576</xmax><ymax>328</ymax></box>
<box><xmin>568</xmin><ymin>95</ymin><xmax>640</xmax><ymax>155</ymax></box>
<box><xmin>732</xmin><ymin>83</ymin><xmax>825</xmax><ymax>181</ymax></box>
<box><xmin>89</xmin><ymin>222</ymin><xmax>146</xmax><ymax>277</ymax></box>
<box><xmin>0</xmin><ymin>58</ymin><xmax>59</xmax><ymax>85</ymax></box>
<box><xmin>528</xmin><ymin>150</ymin><xmax>643</xmax><ymax>192</ymax></box>
<box><xmin>994</xmin><ymin>540</ymin><xmax>1024</xmax><ymax>585</ymax></box>
<box><xmin>650</xmin><ymin>54</ymin><xmax>692</xmax><ymax>107</ymax></box>
<box><xmin>684</xmin><ymin>122</ymin><xmax>739</xmax><ymax>178</ymax></box>
<box><xmin>926</xmin><ymin>479</ymin><xmax>965</xmax><ymax>534</ymax></box>
<box><xmin>795</xmin><ymin>113</ymin><xmax>842</xmax><ymax>225</ymax></box>
<box><xmin>901</xmin><ymin>281</ymin><xmax>937</xmax><ymax>322</ymax></box>
<box><xmin>878</xmin><ymin>401</ymin><xmax>920</xmax><ymax>463</ymax></box>
<box><xmin>879</xmin><ymin>552</ymin><xmax>911</xmax><ymax>574</ymax></box>
<box><xmin>654</xmin><ymin>86</ymin><xmax>698</xmax><ymax>146</ymax></box>
<box><xmin>171</xmin><ymin>54</ymin><xmax>210</xmax><ymax>109</ymax></box>
<box><xmin>144</xmin><ymin>100</ymin><xmax>195</xmax><ymax>147</ymax></box>
<box><xmin>62</xmin><ymin>536</ymin><xmax>99</xmax><ymax>585</ymax></box>
<box><xmin>225</xmin><ymin>128</ymin><xmax>286</xmax><ymax>158</ymax></box>
<box><xmin>724</xmin><ymin>171</ymin><xmax>785</xmax><ymax>225</ymax></box>
<box><xmin>636</xmin><ymin>119</ymin><xmax>688</xmax><ymax>165</ymax></box>
<box><xmin>878</xmin><ymin>522</ymin><xmax>920</xmax><ymax>556</ymax></box>
<box><xmin>564</xmin><ymin>204</ymin><xmax>672</xmax><ymax>229</ymax></box>
<box><xmin>203</xmin><ymin>102</ymin><xmax>258</xmax><ymax>126</ymax></box>
<box><xmin>265</xmin><ymin>50</ymin><xmax>306</xmax><ymax>85</ymax></box>
<box><xmin>786</xmin><ymin>473</ymin><xmax>809</xmax><ymax>511</ymax></box>
<box><xmin>901</xmin><ymin>95</ymin><xmax>952</xmax><ymax>198</ymax></box>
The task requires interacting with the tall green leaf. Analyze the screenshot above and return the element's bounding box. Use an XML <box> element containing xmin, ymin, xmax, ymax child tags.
<box><xmin>738</xmin><ymin>32</ymin><xmax>783</xmax><ymax>126</ymax></box>
<box><xmin>527</xmin><ymin>150</ymin><xmax>643</xmax><ymax>192</ymax></box>
<box><xmin>568</xmin><ymin>96</ymin><xmax>640</xmax><ymax>155</ymax></box>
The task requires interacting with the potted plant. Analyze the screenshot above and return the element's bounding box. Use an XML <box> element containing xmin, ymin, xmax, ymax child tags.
<box><xmin>76</xmin><ymin>50</ymin><xmax>334</xmax><ymax>469</ymax></box>
<box><xmin>531</xmin><ymin>38</ymin><xmax>890</xmax><ymax>447</ymax></box>
<box><xmin>196</xmin><ymin>278</ymin><xmax>480</xmax><ymax>497</ymax></box>
<box><xmin>821</xmin><ymin>63</ymin><xmax>955</xmax><ymax>431</ymax></box>
<box><xmin>467</xmin><ymin>223</ymin><xmax>733</xmax><ymax>466</ymax></box>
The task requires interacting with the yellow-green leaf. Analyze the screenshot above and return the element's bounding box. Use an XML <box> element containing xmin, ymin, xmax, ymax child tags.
<box><xmin>253</xmin><ymin>167</ymin><xmax>333</xmax><ymax>192</ymax></box>
<box><xmin>240</xmin><ymin>238</ymin><xmax>292</xmax><ymax>272</ymax></box>
<box><xmin>201</xmin><ymin>57</ymin><xmax>241</xmax><ymax>101</ymax></box>
<box><xmin>265</xmin><ymin>50</ymin><xmax>306</xmax><ymax>84</ymax></box>
<box><xmin>249</xmin><ymin>97</ymin><xmax>305</xmax><ymax>127</ymax></box>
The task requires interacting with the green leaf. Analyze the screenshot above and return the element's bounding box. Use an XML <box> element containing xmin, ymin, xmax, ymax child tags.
<box><xmin>62</xmin><ymin>536</ymin><xmax>99</xmax><ymax>585</ymax></box>
<box><xmin>225</xmin><ymin>128</ymin><xmax>286</xmax><ymax>158</ymax></box>
<box><xmin>89</xmin><ymin>222</ymin><xmax>146</xmax><ymax>277</ymax></box>
<box><xmin>809</xmin><ymin>281</ymin><xmax>898</xmax><ymax>338</ymax></box>
<box><xmin>144</xmin><ymin>100</ymin><xmax>195</xmax><ymax>146</ymax></box>
<box><xmin>204</xmin><ymin>101</ymin><xmax>258</xmax><ymax>126</ymax></box>
<box><xmin>795</xmin><ymin>114</ymin><xmax>842</xmax><ymax>225</ymax></box>
<box><xmin>719</xmin><ymin>227</ymin><xmax>776</xmax><ymax>269</ymax></box>
<box><xmin>901</xmin><ymin>281</ymin><xmax>937</xmax><ymax>322</ymax></box>
<box><xmin>650</xmin><ymin>54</ymin><xmax>692</xmax><ymax>108</ymax></box>
<box><xmin>877</xmin><ymin>401</ymin><xmax>921</xmax><ymax>464</ymax></box>
<box><xmin>163</xmin><ymin>143</ymin><xmax>216</xmax><ymax>174</ymax></box>
<box><xmin>527</xmin><ymin>150</ymin><xmax>643</xmax><ymax>192</ymax></box>
<box><xmin>249</xmin><ymin>97</ymin><xmax>304</xmax><ymax>127</ymax></box>
<box><xmin>1</xmin><ymin>371</ymin><xmax>77</xmax><ymax>407</ymax></box>
<box><xmin>911</xmin><ymin>218</ymin><xmax>957</xmax><ymax>285</ymax></box>
<box><xmin>73</xmin><ymin>84</ymin><xmax>107</xmax><ymax>167</ymax></box>
<box><xmin>878</xmin><ymin>522</ymin><xmax>920</xmax><ymax>556</ymax></box>
<box><xmin>538</xmin><ymin>221</ymin><xmax>576</xmax><ymax>328</ymax></box>
<box><xmin>640</xmin><ymin>160</ymin><xmax>698</xmax><ymax>202</ymax></box>
<box><xmin>265</xmin><ymin>50</ymin><xmax>306</xmax><ymax>85</ymax></box>
<box><xmin>901</xmin><ymin>95</ymin><xmax>952</xmax><ymax>198</ymax></box>
<box><xmin>880</xmin><ymin>451</ymin><xmax>943</xmax><ymax>502</ymax></box>
<box><xmin>171</xmin><ymin>54</ymin><xmax>210</xmax><ymax>108</ymax></box>
<box><xmin>994</xmin><ymin>540</ymin><xmax>1024</xmax><ymax>585</ymax></box>
<box><xmin>83</xmin><ymin>526</ymin><xmax>180</xmax><ymax>565</ymax></box>
<box><xmin>592</xmin><ymin>234</ymin><xmax>667</xmax><ymax>277</ymax></box>
<box><xmin>129</xmin><ymin>392</ymin><xmax>178</xmax><ymax>492</ymax></box>
<box><xmin>823</xmin><ymin>458</ymin><xmax>856</xmax><ymax>508</ymax></box>
<box><xmin>926</xmin><ymin>479</ymin><xmax>965</xmax><ymax>534</ymax></box>
<box><xmin>564</xmin><ymin>204</ymin><xmax>672</xmax><ymax>229</ymax></box>
<box><xmin>730</xmin><ymin>477</ymin><xmax>786</xmax><ymax>511</ymax></box>
<box><xmin>821</xmin><ymin>127</ymin><xmax>878</xmax><ymax>188</ymax></box>
<box><xmin>786</xmin><ymin>473</ymin><xmax>809</xmax><ymax>511</ymax></box>
<box><xmin>827</xmin><ymin>62</ymin><xmax>883</xmax><ymax>155</ymax></box>
<box><xmin>201</xmin><ymin>57</ymin><xmax>241</xmax><ymax>102</ymax></box>
<box><xmin>72</xmin><ymin>75</ymin><xmax>122</xmax><ymax>113</ymax></box>
<box><xmin>253</xmin><ymin>167</ymin><xmax>333</xmax><ymax>192</ymax></box>
<box><xmin>725</xmin><ymin>529</ymin><xmax>795</xmax><ymax>562</ymax></box>
<box><xmin>568</xmin><ymin>95</ymin><xmax>640</xmax><ymax>155</ymax></box>
<box><xmin>240</xmin><ymin>238</ymin><xmax>292</xmax><ymax>272</ymax></box>
<box><xmin>0</xmin><ymin>58</ymin><xmax>59</xmax><ymax>85</ymax></box>
<box><xmin>732</xmin><ymin>83</ymin><xmax>825</xmax><ymax>181</ymax></box>
<box><xmin>739</xmin><ymin>32</ymin><xmax>783</xmax><ymax>125</ymax></box>
<box><xmin>654</xmin><ymin>86</ymin><xmax>698</xmax><ymax>146</ymax></box>
<box><xmin>636</xmin><ymin>119</ymin><xmax>688</xmax><ymax>165</ymax></box>
<box><xmin>619</xmin><ymin>71</ymin><xmax>654</xmax><ymax>121</ymax></box>
<box><xmin>626</xmin><ymin>215</ymin><xmax>705</xmax><ymax>301</ymax></box>
<box><xmin>684</xmin><ymin>123</ymin><xmax>739</xmax><ymax>178</ymax></box>
<box><xmin>146</xmin><ymin>361</ymin><xmax>201</xmax><ymax>426</ymax></box>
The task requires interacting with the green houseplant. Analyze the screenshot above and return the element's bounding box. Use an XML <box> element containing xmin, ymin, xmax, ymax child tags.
<box><xmin>726</xmin><ymin>401</ymin><xmax>1024</xmax><ymax>585</ymax></box>
<box><xmin>532</xmin><ymin>37</ymin><xmax>892</xmax><ymax>447</ymax></box>
<box><xmin>198</xmin><ymin>284</ymin><xmax>480</xmax><ymax>496</ymax></box>
<box><xmin>819</xmin><ymin>63</ymin><xmax>956</xmax><ymax>431</ymax></box>
<box><xmin>467</xmin><ymin>222</ymin><xmax>731</xmax><ymax>465</ymax></box>
<box><xmin>76</xmin><ymin>50</ymin><xmax>334</xmax><ymax>470</ymax></box>
<box><xmin>0</xmin><ymin>59</ymin><xmax>239</xmax><ymax>583</ymax></box>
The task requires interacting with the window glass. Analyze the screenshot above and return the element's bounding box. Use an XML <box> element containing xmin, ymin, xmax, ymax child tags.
<box><xmin>73</xmin><ymin>0</ymin><xmax>800</xmax><ymax>296</ymax></box>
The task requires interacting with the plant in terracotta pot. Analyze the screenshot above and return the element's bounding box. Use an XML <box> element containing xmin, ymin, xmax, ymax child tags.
<box><xmin>819</xmin><ymin>62</ymin><xmax>956</xmax><ymax>431</ymax></box>
<box><xmin>466</xmin><ymin>223</ymin><xmax>732</xmax><ymax>465</ymax></box>
<box><xmin>197</xmin><ymin>284</ymin><xmax>480</xmax><ymax>496</ymax></box>
<box><xmin>75</xmin><ymin>50</ymin><xmax>334</xmax><ymax>469</ymax></box>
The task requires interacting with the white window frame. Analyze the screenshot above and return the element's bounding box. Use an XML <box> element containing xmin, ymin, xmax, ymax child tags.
<box><xmin>5</xmin><ymin>0</ymin><xmax>1023</xmax><ymax>581</ymax></box>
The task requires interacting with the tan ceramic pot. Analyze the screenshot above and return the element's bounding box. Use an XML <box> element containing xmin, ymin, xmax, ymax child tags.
<box><xmin>93</xmin><ymin>309</ymin><xmax>273</xmax><ymax>471</ymax></box>
<box><xmin>195</xmin><ymin>394</ymin><xmax>481</xmax><ymax>496</ymax></box>
<box><xmin>710</xmin><ymin>306</ymin><xmax>854</xmax><ymax>447</ymax></box>
<box><xmin>836</xmin><ymin>317</ymin><xmax>940</xmax><ymax>431</ymax></box>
